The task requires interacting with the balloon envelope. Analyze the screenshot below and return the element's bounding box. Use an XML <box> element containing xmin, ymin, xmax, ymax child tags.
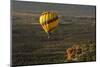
<box><xmin>39</xmin><ymin>11</ymin><xmax>59</xmax><ymax>34</ymax></box>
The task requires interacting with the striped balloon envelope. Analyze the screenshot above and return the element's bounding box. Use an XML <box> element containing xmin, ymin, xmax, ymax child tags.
<box><xmin>39</xmin><ymin>11</ymin><xmax>59</xmax><ymax>34</ymax></box>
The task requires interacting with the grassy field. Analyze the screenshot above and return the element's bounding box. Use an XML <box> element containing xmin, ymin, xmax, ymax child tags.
<box><xmin>12</xmin><ymin>12</ymin><xmax>96</xmax><ymax>66</ymax></box>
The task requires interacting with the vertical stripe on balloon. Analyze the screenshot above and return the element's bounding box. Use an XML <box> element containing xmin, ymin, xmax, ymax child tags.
<box><xmin>39</xmin><ymin>11</ymin><xmax>59</xmax><ymax>33</ymax></box>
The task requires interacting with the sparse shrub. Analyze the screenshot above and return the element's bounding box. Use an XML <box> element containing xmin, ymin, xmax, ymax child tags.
<box><xmin>65</xmin><ymin>41</ymin><xmax>96</xmax><ymax>62</ymax></box>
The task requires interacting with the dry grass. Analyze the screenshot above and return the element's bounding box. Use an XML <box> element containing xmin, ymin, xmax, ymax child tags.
<box><xmin>12</xmin><ymin>12</ymin><xmax>96</xmax><ymax>66</ymax></box>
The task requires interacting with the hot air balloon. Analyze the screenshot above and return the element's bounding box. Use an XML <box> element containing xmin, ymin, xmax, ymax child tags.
<box><xmin>39</xmin><ymin>11</ymin><xmax>59</xmax><ymax>38</ymax></box>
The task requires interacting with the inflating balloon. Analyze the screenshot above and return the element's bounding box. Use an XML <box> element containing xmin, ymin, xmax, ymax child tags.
<box><xmin>39</xmin><ymin>11</ymin><xmax>59</xmax><ymax>38</ymax></box>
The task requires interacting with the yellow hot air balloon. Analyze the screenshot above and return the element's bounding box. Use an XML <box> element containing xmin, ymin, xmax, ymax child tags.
<box><xmin>39</xmin><ymin>11</ymin><xmax>59</xmax><ymax>38</ymax></box>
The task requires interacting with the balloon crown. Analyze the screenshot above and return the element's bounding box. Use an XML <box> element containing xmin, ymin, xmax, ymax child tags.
<box><xmin>42</xmin><ymin>11</ymin><xmax>50</xmax><ymax>15</ymax></box>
